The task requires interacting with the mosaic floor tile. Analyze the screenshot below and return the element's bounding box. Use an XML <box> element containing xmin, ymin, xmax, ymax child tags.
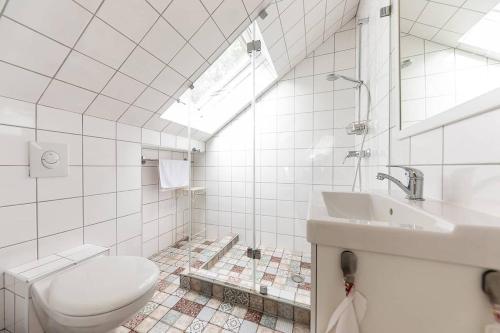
<box><xmin>163</xmin><ymin>295</ymin><xmax>181</xmax><ymax>308</ymax></box>
<box><xmin>150</xmin><ymin>305</ymin><xmax>170</xmax><ymax>320</ymax></box>
<box><xmin>173</xmin><ymin>298</ymin><xmax>204</xmax><ymax>317</ymax></box>
<box><xmin>210</xmin><ymin>311</ymin><xmax>230</xmax><ymax>326</ymax></box>
<box><xmin>260</xmin><ymin>314</ymin><xmax>278</xmax><ymax>329</ymax></box>
<box><xmin>218</xmin><ymin>302</ymin><xmax>234</xmax><ymax>314</ymax></box>
<box><xmin>161</xmin><ymin>310</ymin><xmax>182</xmax><ymax>326</ymax></box>
<box><xmin>195</xmin><ymin>242</ymin><xmax>311</xmax><ymax>307</ymax></box>
<box><xmin>149</xmin><ymin>321</ymin><xmax>170</xmax><ymax>333</ymax></box>
<box><xmin>114</xmin><ymin>236</ymin><xmax>310</xmax><ymax>333</ymax></box>
<box><xmin>173</xmin><ymin>314</ymin><xmax>195</xmax><ymax>330</ymax></box>
<box><xmin>135</xmin><ymin>317</ymin><xmax>157</xmax><ymax>333</ymax></box>
<box><xmin>223</xmin><ymin>315</ymin><xmax>243</xmax><ymax>332</ymax></box>
<box><xmin>123</xmin><ymin>313</ymin><xmax>146</xmax><ymax>329</ymax></box>
<box><xmin>239</xmin><ymin>320</ymin><xmax>258</xmax><ymax>333</ymax></box>
<box><xmin>244</xmin><ymin>309</ymin><xmax>263</xmax><ymax>323</ymax></box>
<box><xmin>198</xmin><ymin>306</ymin><xmax>217</xmax><ymax>321</ymax></box>
<box><xmin>275</xmin><ymin>318</ymin><xmax>294</xmax><ymax>333</ymax></box>
<box><xmin>186</xmin><ymin>318</ymin><xmax>208</xmax><ymax>333</ymax></box>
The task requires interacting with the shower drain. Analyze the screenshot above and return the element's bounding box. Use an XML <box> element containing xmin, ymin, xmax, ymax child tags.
<box><xmin>291</xmin><ymin>274</ymin><xmax>305</xmax><ymax>283</ymax></box>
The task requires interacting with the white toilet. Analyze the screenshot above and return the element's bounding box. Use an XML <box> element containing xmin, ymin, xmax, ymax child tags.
<box><xmin>31</xmin><ymin>256</ymin><xmax>160</xmax><ymax>333</ymax></box>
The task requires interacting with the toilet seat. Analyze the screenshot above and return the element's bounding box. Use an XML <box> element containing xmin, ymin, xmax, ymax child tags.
<box><xmin>31</xmin><ymin>256</ymin><xmax>159</xmax><ymax>332</ymax></box>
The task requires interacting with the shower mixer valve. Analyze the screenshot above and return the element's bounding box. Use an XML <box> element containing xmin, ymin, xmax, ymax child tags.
<box><xmin>345</xmin><ymin>120</ymin><xmax>369</xmax><ymax>135</ymax></box>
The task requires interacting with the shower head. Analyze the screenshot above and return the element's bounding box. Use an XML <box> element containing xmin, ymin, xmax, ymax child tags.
<box><xmin>326</xmin><ymin>73</ymin><xmax>363</xmax><ymax>85</ymax></box>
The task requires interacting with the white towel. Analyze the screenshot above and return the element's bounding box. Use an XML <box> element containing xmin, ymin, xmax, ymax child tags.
<box><xmin>326</xmin><ymin>289</ymin><xmax>367</xmax><ymax>333</ymax></box>
<box><xmin>159</xmin><ymin>159</ymin><xmax>189</xmax><ymax>189</ymax></box>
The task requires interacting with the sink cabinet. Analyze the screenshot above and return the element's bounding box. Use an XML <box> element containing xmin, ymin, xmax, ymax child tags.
<box><xmin>312</xmin><ymin>244</ymin><xmax>492</xmax><ymax>333</ymax></box>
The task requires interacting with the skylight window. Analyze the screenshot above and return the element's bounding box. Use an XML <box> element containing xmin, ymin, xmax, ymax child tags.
<box><xmin>459</xmin><ymin>3</ymin><xmax>500</xmax><ymax>59</ymax></box>
<box><xmin>161</xmin><ymin>23</ymin><xmax>277</xmax><ymax>136</ymax></box>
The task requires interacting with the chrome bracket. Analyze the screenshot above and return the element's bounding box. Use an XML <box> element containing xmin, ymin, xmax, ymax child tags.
<box><xmin>247</xmin><ymin>40</ymin><xmax>262</xmax><ymax>53</ymax></box>
<box><xmin>246</xmin><ymin>247</ymin><xmax>261</xmax><ymax>259</ymax></box>
<box><xmin>380</xmin><ymin>5</ymin><xmax>391</xmax><ymax>17</ymax></box>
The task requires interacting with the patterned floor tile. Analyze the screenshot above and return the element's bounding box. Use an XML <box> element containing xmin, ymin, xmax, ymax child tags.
<box><xmin>150</xmin><ymin>305</ymin><xmax>170</xmax><ymax>320</ymax></box>
<box><xmin>222</xmin><ymin>315</ymin><xmax>243</xmax><ymax>332</ymax></box>
<box><xmin>218</xmin><ymin>302</ymin><xmax>234</xmax><ymax>314</ymax></box>
<box><xmin>173</xmin><ymin>298</ymin><xmax>204</xmax><ymax>317</ymax></box>
<box><xmin>244</xmin><ymin>309</ymin><xmax>263</xmax><ymax>323</ymax></box>
<box><xmin>198</xmin><ymin>306</ymin><xmax>217</xmax><ymax>322</ymax></box>
<box><xmin>186</xmin><ymin>318</ymin><xmax>209</xmax><ymax>333</ymax></box>
<box><xmin>134</xmin><ymin>316</ymin><xmax>157</xmax><ymax>332</ymax></box>
<box><xmin>260</xmin><ymin>314</ymin><xmax>278</xmax><ymax>330</ymax></box>
<box><xmin>239</xmin><ymin>320</ymin><xmax>258</xmax><ymax>333</ymax></box>
<box><xmin>275</xmin><ymin>318</ymin><xmax>294</xmax><ymax>333</ymax></box>
<box><xmin>161</xmin><ymin>310</ymin><xmax>182</xmax><ymax>326</ymax></box>
<box><xmin>114</xmin><ymin>237</ymin><xmax>310</xmax><ymax>333</ymax></box>
<box><xmin>210</xmin><ymin>311</ymin><xmax>230</xmax><ymax>326</ymax></box>
<box><xmin>173</xmin><ymin>314</ymin><xmax>195</xmax><ymax>330</ymax></box>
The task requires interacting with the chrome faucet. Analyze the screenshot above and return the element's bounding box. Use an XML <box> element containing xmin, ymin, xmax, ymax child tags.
<box><xmin>376</xmin><ymin>166</ymin><xmax>424</xmax><ymax>200</ymax></box>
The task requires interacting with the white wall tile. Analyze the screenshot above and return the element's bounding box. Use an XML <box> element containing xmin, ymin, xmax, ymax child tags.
<box><xmin>0</xmin><ymin>240</ymin><xmax>37</xmax><ymax>273</ymax></box>
<box><xmin>117</xmin><ymin>213</ymin><xmax>142</xmax><ymax>242</ymax></box>
<box><xmin>0</xmin><ymin>18</ymin><xmax>69</xmax><ymax>76</ymax></box>
<box><xmin>0</xmin><ymin>96</ymin><xmax>36</xmax><ymax>128</ymax></box>
<box><xmin>443</xmin><ymin>165</ymin><xmax>500</xmax><ymax>217</ymax></box>
<box><xmin>83</xmin><ymin>136</ymin><xmax>116</xmax><ymax>165</ymax></box>
<box><xmin>38</xmin><ymin>166</ymin><xmax>83</xmax><ymax>201</ymax></box>
<box><xmin>0</xmin><ymin>61</ymin><xmax>50</xmax><ymax>103</ymax></box>
<box><xmin>84</xmin><ymin>193</ymin><xmax>116</xmax><ymax>226</ymax></box>
<box><xmin>444</xmin><ymin>110</ymin><xmax>500</xmax><ymax>164</ymax></box>
<box><xmin>38</xmin><ymin>228</ymin><xmax>83</xmax><ymax>258</ymax></box>
<box><xmin>117</xmin><ymin>167</ymin><xmax>141</xmax><ymax>191</ymax></box>
<box><xmin>83</xmin><ymin>166</ymin><xmax>116</xmax><ymax>195</ymax></box>
<box><xmin>117</xmin><ymin>189</ymin><xmax>141</xmax><ymax>217</ymax></box>
<box><xmin>117</xmin><ymin>123</ymin><xmax>142</xmax><ymax>143</ymax></box>
<box><xmin>0</xmin><ymin>125</ymin><xmax>35</xmax><ymax>165</ymax></box>
<box><xmin>411</xmin><ymin>128</ymin><xmax>443</xmax><ymax>165</ymax></box>
<box><xmin>56</xmin><ymin>51</ymin><xmax>115</xmax><ymax>92</ymax></box>
<box><xmin>84</xmin><ymin>219</ymin><xmax>116</xmax><ymax>247</ymax></box>
<box><xmin>117</xmin><ymin>236</ymin><xmax>141</xmax><ymax>256</ymax></box>
<box><xmin>75</xmin><ymin>18</ymin><xmax>135</xmax><ymax>69</ymax></box>
<box><xmin>117</xmin><ymin>141</ymin><xmax>141</xmax><ymax>165</ymax></box>
<box><xmin>37</xmin><ymin>106</ymin><xmax>82</xmax><ymax>134</ymax></box>
<box><xmin>5</xmin><ymin>0</ymin><xmax>92</xmax><ymax>46</ymax></box>
<box><xmin>0</xmin><ymin>167</ymin><xmax>36</xmax><ymax>206</ymax></box>
<box><xmin>38</xmin><ymin>197</ymin><xmax>83</xmax><ymax>237</ymax></box>
<box><xmin>0</xmin><ymin>204</ymin><xmax>36</xmax><ymax>248</ymax></box>
<box><xmin>97</xmin><ymin>0</ymin><xmax>158</xmax><ymax>43</ymax></box>
<box><xmin>83</xmin><ymin>115</ymin><xmax>116</xmax><ymax>139</ymax></box>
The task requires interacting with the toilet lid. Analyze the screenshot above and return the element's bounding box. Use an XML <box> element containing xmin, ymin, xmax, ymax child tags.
<box><xmin>47</xmin><ymin>256</ymin><xmax>159</xmax><ymax>317</ymax></box>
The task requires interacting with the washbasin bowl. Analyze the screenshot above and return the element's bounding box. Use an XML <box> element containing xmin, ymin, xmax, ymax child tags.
<box><xmin>307</xmin><ymin>191</ymin><xmax>500</xmax><ymax>270</ymax></box>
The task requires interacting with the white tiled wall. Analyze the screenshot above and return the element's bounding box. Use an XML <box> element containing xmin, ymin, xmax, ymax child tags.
<box><xmin>400</xmin><ymin>33</ymin><xmax>500</xmax><ymax>128</ymax></box>
<box><xmin>141</xmin><ymin>148</ymin><xmax>189</xmax><ymax>258</ymax></box>
<box><xmin>0</xmin><ymin>94</ymin><xmax>198</xmax><ymax>331</ymax></box>
<box><xmin>358</xmin><ymin>0</ymin><xmax>500</xmax><ymax>219</ymax></box>
<box><xmin>0</xmin><ymin>97</ymin><xmax>145</xmax><ymax>264</ymax></box>
<box><xmin>195</xmin><ymin>23</ymin><xmax>358</xmax><ymax>252</ymax></box>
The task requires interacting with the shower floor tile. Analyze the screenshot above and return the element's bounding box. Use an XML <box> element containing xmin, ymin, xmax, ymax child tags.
<box><xmin>199</xmin><ymin>244</ymin><xmax>311</xmax><ymax>307</ymax></box>
<box><xmin>111</xmin><ymin>237</ymin><xmax>310</xmax><ymax>333</ymax></box>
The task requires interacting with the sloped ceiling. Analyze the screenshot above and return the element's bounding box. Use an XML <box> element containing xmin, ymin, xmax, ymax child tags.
<box><xmin>400</xmin><ymin>0</ymin><xmax>500</xmax><ymax>53</ymax></box>
<box><xmin>260</xmin><ymin>0</ymin><xmax>359</xmax><ymax>76</ymax></box>
<box><xmin>0</xmin><ymin>0</ymin><xmax>358</xmax><ymax>141</ymax></box>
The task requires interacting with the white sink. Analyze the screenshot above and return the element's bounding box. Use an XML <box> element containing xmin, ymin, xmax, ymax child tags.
<box><xmin>307</xmin><ymin>191</ymin><xmax>500</xmax><ymax>270</ymax></box>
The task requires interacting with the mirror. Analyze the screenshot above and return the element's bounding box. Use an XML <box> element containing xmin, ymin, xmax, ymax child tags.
<box><xmin>398</xmin><ymin>0</ymin><xmax>500</xmax><ymax>130</ymax></box>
